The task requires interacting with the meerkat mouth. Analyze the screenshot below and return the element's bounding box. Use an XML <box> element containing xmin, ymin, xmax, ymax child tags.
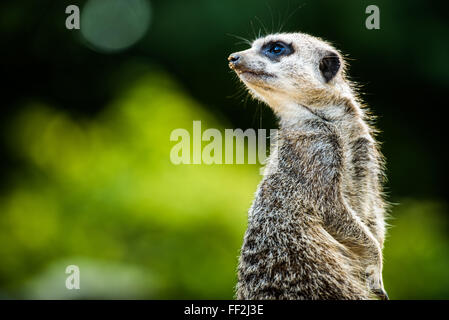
<box><xmin>240</xmin><ymin>70</ymin><xmax>274</xmax><ymax>78</ymax></box>
<box><xmin>229</xmin><ymin>63</ymin><xmax>274</xmax><ymax>79</ymax></box>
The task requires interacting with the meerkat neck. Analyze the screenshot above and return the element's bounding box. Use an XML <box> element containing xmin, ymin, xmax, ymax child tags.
<box><xmin>275</xmin><ymin>98</ymin><xmax>363</xmax><ymax>129</ymax></box>
<box><xmin>274</xmin><ymin>102</ymin><xmax>316</xmax><ymax>128</ymax></box>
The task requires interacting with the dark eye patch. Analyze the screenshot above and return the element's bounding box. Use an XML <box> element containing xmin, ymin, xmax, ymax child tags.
<box><xmin>261</xmin><ymin>41</ymin><xmax>294</xmax><ymax>61</ymax></box>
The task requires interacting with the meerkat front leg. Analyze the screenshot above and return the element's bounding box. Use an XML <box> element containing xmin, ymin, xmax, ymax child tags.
<box><xmin>322</xmin><ymin>206</ymin><xmax>388</xmax><ymax>300</ymax></box>
<box><xmin>278</xmin><ymin>132</ymin><xmax>388</xmax><ymax>299</ymax></box>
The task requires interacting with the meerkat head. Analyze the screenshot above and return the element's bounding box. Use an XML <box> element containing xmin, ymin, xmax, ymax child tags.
<box><xmin>228</xmin><ymin>32</ymin><xmax>353</xmax><ymax>116</ymax></box>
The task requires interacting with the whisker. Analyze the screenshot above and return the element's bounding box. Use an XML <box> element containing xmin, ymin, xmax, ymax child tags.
<box><xmin>254</xmin><ymin>16</ymin><xmax>268</xmax><ymax>37</ymax></box>
<box><xmin>279</xmin><ymin>2</ymin><xmax>306</xmax><ymax>33</ymax></box>
<box><xmin>226</xmin><ymin>33</ymin><xmax>252</xmax><ymax>46</ymax></box>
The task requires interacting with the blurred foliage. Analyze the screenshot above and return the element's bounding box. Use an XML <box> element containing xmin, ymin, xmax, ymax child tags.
<box><xmin>0</xmin><ymin>69</ymin><xmax>260</xmax><ymax>298</ymax></box>
<box><xmin>384</xmin><ymin>200</ymin><xmax>449</xmax><ymax>299</ymax></box>
<box><xmin>0</xmin><ymin>0</ymin><xmax>448</xmax><ymax>299</ymax></box>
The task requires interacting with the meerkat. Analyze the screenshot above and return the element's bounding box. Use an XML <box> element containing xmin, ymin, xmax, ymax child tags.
<box><xmin>228</xmin><ymin>32</ymin><xmax>388</xmax><ymax>300</ymax></box>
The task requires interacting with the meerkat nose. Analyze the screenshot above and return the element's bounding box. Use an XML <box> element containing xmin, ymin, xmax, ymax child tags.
<box><xmin>228</xmin><ymin>54</ymin><xmax>240</xmax><ymax>64</ymax></box>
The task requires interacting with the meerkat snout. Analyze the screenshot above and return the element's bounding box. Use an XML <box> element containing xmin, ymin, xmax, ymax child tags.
<box><xmin>228</xmin><ymin>53</ymin><xmax>240</xmax><ymax>64</ymax></box>
<box><xmin>228</xmin><ymin>53</ymin><xmax>245</xmax><ymax>71</ymax></box>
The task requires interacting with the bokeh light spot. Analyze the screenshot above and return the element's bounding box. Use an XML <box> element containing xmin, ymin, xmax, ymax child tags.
<box><xmin>81</xmin><ymin>0</ymin><xmax>151</xmax><ymax>53</ymax></box>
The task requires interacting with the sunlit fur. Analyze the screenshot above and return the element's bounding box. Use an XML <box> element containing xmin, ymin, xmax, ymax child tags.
<box><xmin>229</xmin><ymin>32</ymin><xmax>388</xmax><ymax>300</ymax></box>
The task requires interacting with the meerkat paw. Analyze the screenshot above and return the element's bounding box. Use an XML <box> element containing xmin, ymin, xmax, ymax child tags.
<box><xmin>365</xmin><ymin>265</ymin><xmax>389</xmax><ymax>300</ymax></box>
<box><xmin>371</xmin><ymin>287</ymin><xmax>389</xmax><ymax>300</ymax></box>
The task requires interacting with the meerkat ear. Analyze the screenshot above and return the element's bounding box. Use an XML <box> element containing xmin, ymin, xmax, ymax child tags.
<box><xmin>319</xmin><ymin>51</ymin><xmax>341</xmax><ymax>83</ymax></box>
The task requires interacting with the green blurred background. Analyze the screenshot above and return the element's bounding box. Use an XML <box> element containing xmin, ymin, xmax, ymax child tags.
<box><xmin>0</xmin><ymin>0</ymin><xmax>448</xmax><ymax>299</ymax></box>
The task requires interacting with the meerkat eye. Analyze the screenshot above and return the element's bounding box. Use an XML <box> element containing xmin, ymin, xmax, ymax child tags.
<box><xmin>270</xmin><ymin>43</ymin><xmax>285</xmax><ymax>54</ymax></box>
<box><xmin>262</xmin><ymin>41</ymin><xmax>293</xmax><ymax>61</ymax></box>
